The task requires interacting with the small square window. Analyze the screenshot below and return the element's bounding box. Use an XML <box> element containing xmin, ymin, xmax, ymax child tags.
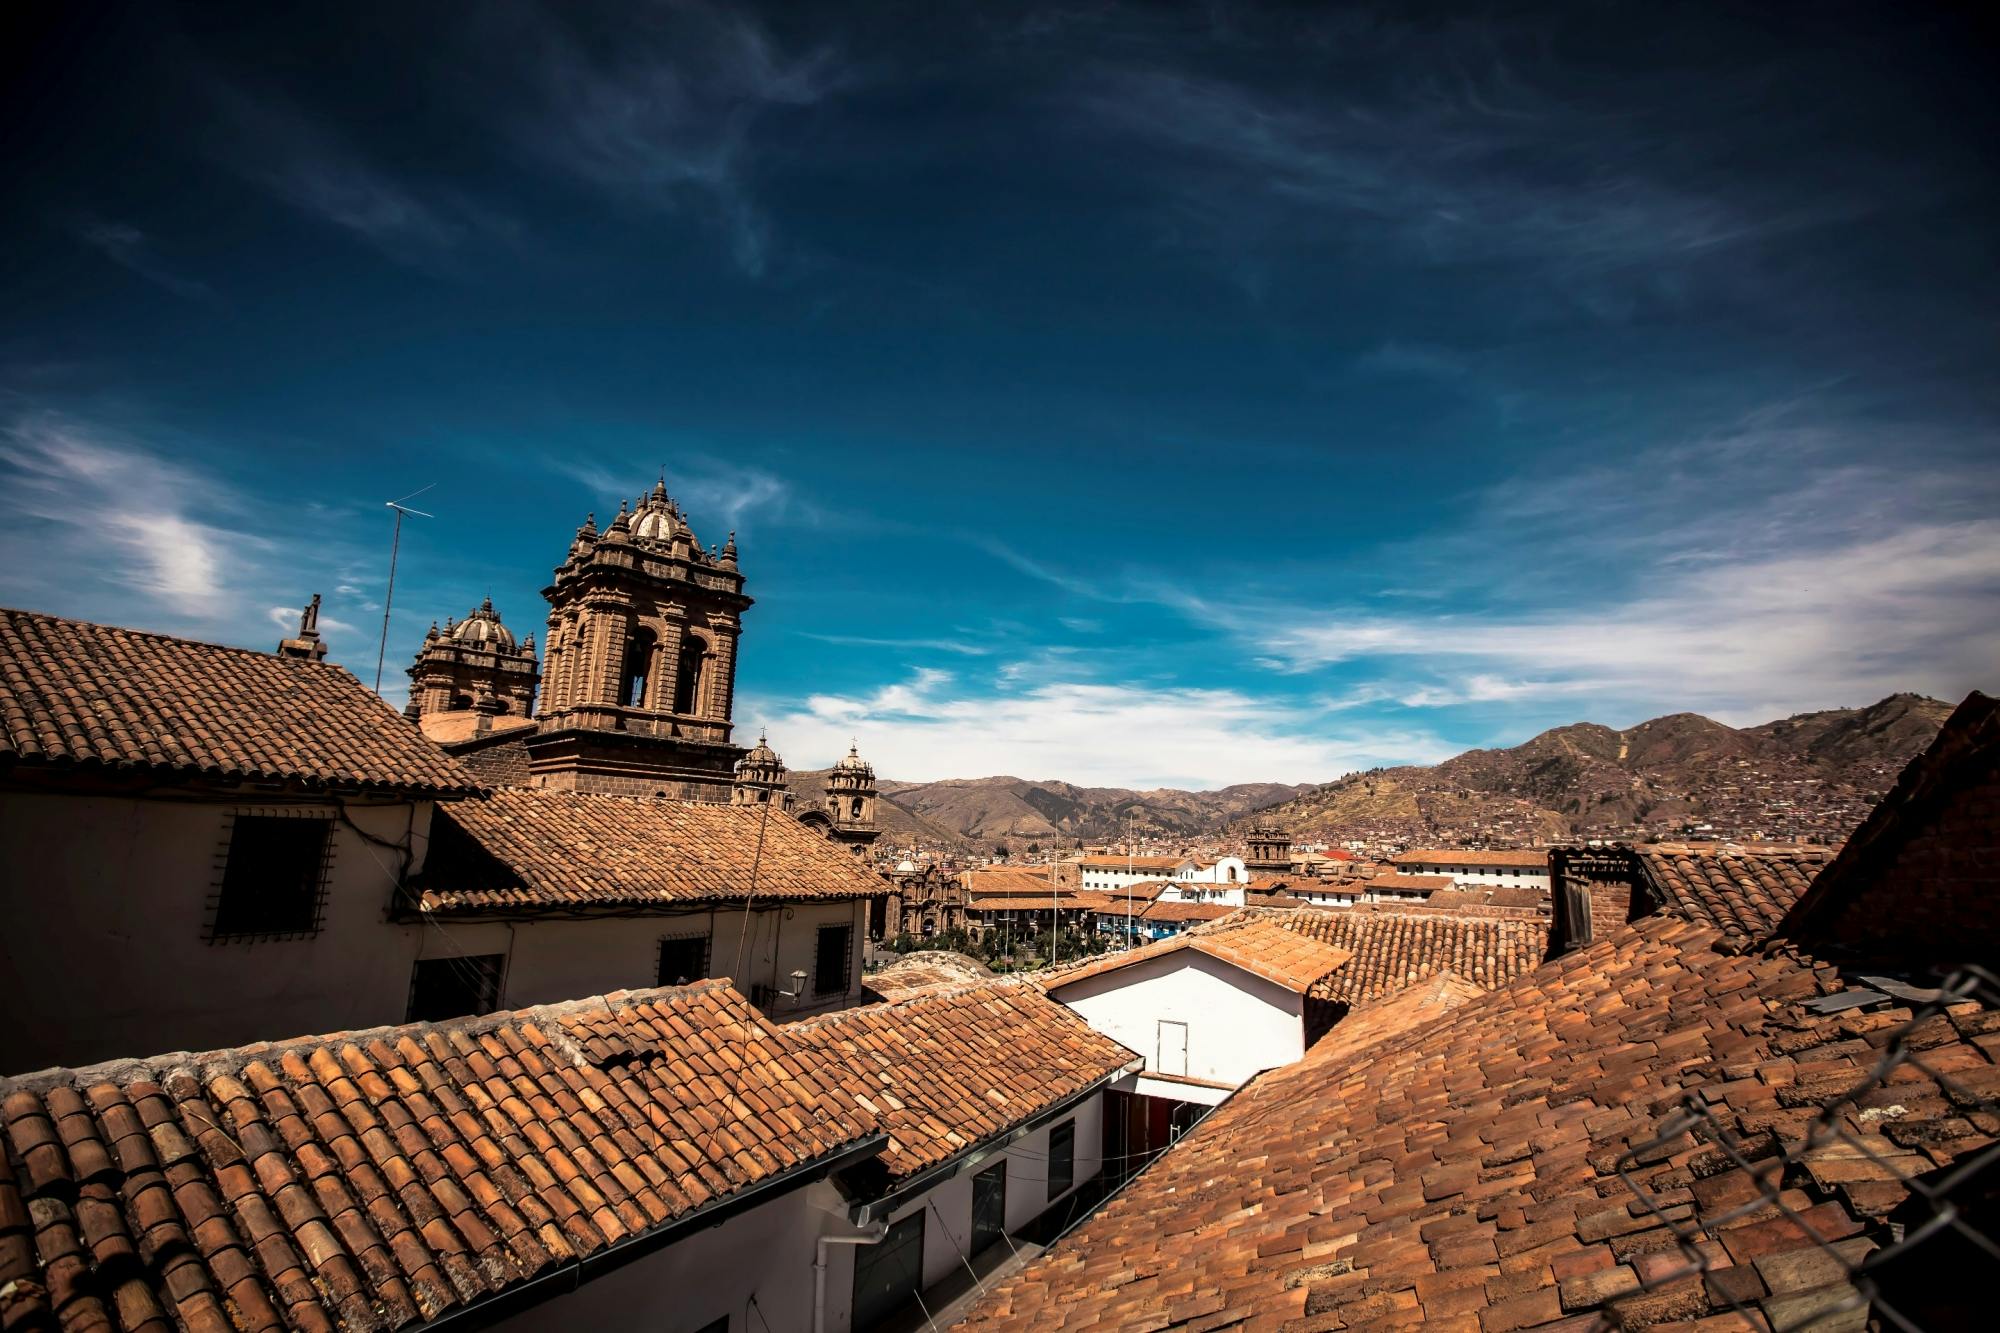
<box><xmin>211</xmin><ymin>815</ymin><xmax>331</xmax><ymax>940</ymax></box>
<box><xmin>658</xmin><ymin>933</ymin><xmax>711</xmax><ymax>986</ymax></box>
<box><xmin>408</xmin><ymin>954</ymin><xmax>505</xmax><ymax>1022</ymax></box>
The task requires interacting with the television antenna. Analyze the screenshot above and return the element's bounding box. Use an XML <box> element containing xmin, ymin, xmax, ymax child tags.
<box><xmin>373</xmin><ymin>484</ymin><xmax>436</xmax><ymax>695</ymax></box>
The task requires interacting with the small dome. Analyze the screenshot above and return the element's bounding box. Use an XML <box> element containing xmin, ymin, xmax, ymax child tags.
<box><xmin>740</xmin><ymin>730</ymin><xmax>783</xmax><ymax>768</ymax></box>
<box><xmin>835</xmin><ymin>742</ymin><xmax>874</xmax><ymax>775</ymax></box>
<box><xmin>449</xmin><ymin>598</ymin><xmax>517</xmax><ymax>652</ymax></box>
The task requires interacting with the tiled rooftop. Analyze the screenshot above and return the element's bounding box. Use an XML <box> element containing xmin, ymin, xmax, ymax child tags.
<box><xmin>1366</xmin><ymin>872</ymin><xmax>1458</xmax><ymax>892</ymax></box>
<box><xmin>1135</xmin><ymin>899</ymin><xmax>1235</xmax><ymax>924</ymax></box>
<box><xmin>789</xmin><ymin>982</ymin><xmax>1136</xmax><ymax>1182</ymax></box>
<box><xmin>1272</xmin><ymin>905</ymin><xmax>1552</xmax><ymax>1005</ymax></box>
<box><xmin>1394</xmin><ymin>848</ymin><xmax>1550</xmax><ymax>869</ymax></box>
<box><xmin>0</xmin><ymin>980</ymin><xmax>876</xmax><ymax>1332</ymax></box>
<box><xmin>1077</xmin><ymin>855</ymin><xmax>1185</xmax><ymax>871</ymax></box>
<box><xmin>0</xmin><ymin>607</ymin><xmax>482</xmax><ymax>798</ymax></box>
<box><xmin>1635</xmin><ymin>842</ymin><xmax>1833</xmax><ymax>950</ymax></box>
<box><xmin>957</xmin><ymin>913</ymin><xmax>1999</xmax><ymax>1331</ymax></box>
<box><xmin>416</xmin><ymin>788</ymin><xmax>891</xmax><ymax>912</ymax></box>
<box><xmin>1043</xmin><ymin>918</ymin><xmax>1353</xmax><ymax>996</ymax></box>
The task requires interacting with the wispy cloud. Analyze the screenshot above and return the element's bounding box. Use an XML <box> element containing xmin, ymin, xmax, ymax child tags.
<box><xmin>0</xmin><ymin>411</ymin><xmax>243</xmax><ymax>616</ymax></box>
<box><xmin>73</xmin><ymin>219</ymin><xmax>215</xmax><ymax>302</ymax></box>
<box><xmin>799</xmin><ymin>632</ymin><xmax>994</xmax><ymax>656</ymax></box>
<box><xmin>749</xmin><ymin>665</ymin><xmax>1453</xmax><ymax>787</ymax></box>
<box><xmin>509</xmin><ymin>1</ymin><xmax>847</xmax><ymax>275</ymax></box>
<box><xmin>208</xmin><ymin>84</ymin><xmax>516</xmax><ymax>270</ymax></box>
<box><xmin>541</xmin><ymin>450</ymin><xmax>803</xmax><ymax>534</ymax></box>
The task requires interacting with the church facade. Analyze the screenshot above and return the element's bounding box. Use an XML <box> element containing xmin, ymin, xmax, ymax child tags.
<box><xmin>404</xmin><ymin>480</ymin><xmax>885</xmax><ymax>850</ymax></box>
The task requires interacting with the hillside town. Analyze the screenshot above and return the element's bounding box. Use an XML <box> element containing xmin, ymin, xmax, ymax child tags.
<box><xmin>2</xmin><ymin>480</ymin><xmax>1996</xmax><ymax>1333</ymax></box>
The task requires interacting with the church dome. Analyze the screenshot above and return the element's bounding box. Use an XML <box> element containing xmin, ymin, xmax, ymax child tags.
<box><xmin>834</xmin><ymin>742</ymin><xmax>874</xmax><ymax>776</ymax></box>
<box><xmin>449</xmin><ymin>598</ymin><xmax>517</xmax><ymax>652</ymax></box>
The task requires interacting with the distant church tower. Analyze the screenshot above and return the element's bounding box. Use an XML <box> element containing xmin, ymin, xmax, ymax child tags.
<box><xmin>821</xmin><ymin>743</ymin><xmax>881</xmax><ymax>852</ymax></box>
<box><xmin>732</xmin><ymin>732</ymin><xmax>791</xmax><ymax>809</ymax></box>
<box><xmin>405</xmin><ymin>598</ymin><xmax>540</xmax><ymax>728</ymax></box>
<box><xmin>526</xmin><ymin>480</ymin><xmax>750</xmax><ymax>797</ymax></box>
<box><xmin>1246</xmin><ymin>815</ymin><xmax>1293</xmax><ymax>875</ymax></box>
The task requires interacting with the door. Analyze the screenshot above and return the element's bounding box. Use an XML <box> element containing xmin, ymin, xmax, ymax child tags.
<box><xmin>853</xmin><ymin>1211</ymin><xmax>925</xmax><ymax>1331</ymax></box>
<box><xmin>1156</xmin><ymin>1020</ymin><xmax>1188</xmax><ymax>1077</ymax></box>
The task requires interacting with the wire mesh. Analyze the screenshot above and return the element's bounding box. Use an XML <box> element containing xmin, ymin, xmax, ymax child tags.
<box><xmin>1613</xmin><ymin>965</ymin><xmax>2000</xmax><ymax>1332</ymax></box>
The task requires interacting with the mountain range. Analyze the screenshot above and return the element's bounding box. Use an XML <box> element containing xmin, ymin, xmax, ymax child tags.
<box><xmin>1232</xmin><ymin>693</ymin><xmax>1954</xmax><ymax>846</ymax></box>
<box><xmin>787</xmin><ymin>694</ymin><xmax>1955</xmax><ymax>854</ymax></box>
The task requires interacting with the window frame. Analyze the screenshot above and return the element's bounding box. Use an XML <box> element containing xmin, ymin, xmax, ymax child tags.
<box><xmin>206</xmin><ymin>809</ymin><xmax>336</xmax><ymax>943</ymax></box>
<box><xmin>656</xmin><ymin>931</ymin><xmax>712</xmax><ymax>987</ymax></box>
<box><xmin>1047</xmin><ymin>1119</ymin><xmax>1075</xmax><ymax>1201</ymax></box>
<box><xmin>813</xmin><ymin>923</ymin><xmax>853</xmax><ymax>997</ymax></box>
<box><xmin>406</xmin><ymin>952</ymin><xmax>507</xmax><ymax>1023</ymax></box>
<box><xmin>852</xmin><ymin>1209</ymin><xmax>925</xmax><ymax>1331</ymax></box>
<box><xmin>971</xmin><ymin>1158</ymin><xmax>1007</xmax><ymax>1257</ymax></box>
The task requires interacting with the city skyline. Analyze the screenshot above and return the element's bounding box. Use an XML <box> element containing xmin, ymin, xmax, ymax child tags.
<box><xmin>3</xmin><ymin>1</ymin><xmax>1995</xmax><ymax>787</ymax></box>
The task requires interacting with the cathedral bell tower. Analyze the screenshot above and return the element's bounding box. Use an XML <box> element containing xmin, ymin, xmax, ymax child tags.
<box><xmin>1246</xmin><ymin>815</ymin><xmax>1293</xmax><ymax>875</ymax></box>
<box><xmin>821</xmin><ymin>742</ymin><xmax>881</xmax><ymax>853</ymax></box>
<box><xmin>732</xmin><ymin>732</ymin><xmax>791</xmax><ymax>809</ymax></box>
<box><xmin>525</xmin><ymin>480</ymin><xmax>751</xmax><ymax>797</ymax></box>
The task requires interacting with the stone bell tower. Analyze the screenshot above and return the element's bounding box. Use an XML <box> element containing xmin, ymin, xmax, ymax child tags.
<box><xmin>1246</xmin><ymin>815</ymin><xmax>1293</xmax><ymax>876</ymax></box>
<box><xmin>525</xmin><ymin>479</ymin><xmax>751</xmax><ymax>798</ymax></box>
<box><xmin>822</xmin><ymin>742</ymin><xmax>882</xmax><ymax>852</ymax></box>
<box><xmin>732</xmin><ymin>732</ymin><xmax>791</xmax><ymax>809</ymax></box>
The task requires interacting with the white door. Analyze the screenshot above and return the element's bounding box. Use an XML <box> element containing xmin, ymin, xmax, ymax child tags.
<box><xmin>1156</xmin><ymin>1020</ymin><xmax>1189</xmax><ymax>1077</ymax></box>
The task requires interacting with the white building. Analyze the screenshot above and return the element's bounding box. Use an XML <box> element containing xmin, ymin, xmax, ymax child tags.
<box><xmin>1390</xmin><ymin>848</ymin><xmax>1551</xmax><ymax>893</ymax></box>
<box><xmin>1043</xmin><ymin>918</ymin><xmax>1352</xmax><ymax>1107</ymax></box>
<box><xmin>0</xmin><ymin>608</ymin><xmax>886</xmax><ymax>1074</ymax></box>
<box><xmin>1077</xmin><ymin>853</ymin><xmax>1192</xmax><ymax>892</ymax></box>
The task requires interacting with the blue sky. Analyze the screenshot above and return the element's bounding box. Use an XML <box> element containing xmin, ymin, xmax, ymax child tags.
<box><xmin>3</xmin><ymin>1</ymin><xmax>1996</xmax><ymax>787</ymax></box>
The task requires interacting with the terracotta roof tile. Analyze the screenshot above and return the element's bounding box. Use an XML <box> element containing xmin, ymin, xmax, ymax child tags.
<box><xmin>0</xmin><ymin>607</ymin><xmax>480</xmax><ymax>798</ymax></box>
<box><xmin>1135</xmin><ymin>899</ymin><xmax>1234</xmax><ymax>924</ymax></box>
<box><xmin>864</xmin><ymin>953</ymin><xmax>994</xmax><ymax>1001</ymax></box>
<box><xmin>1269</xmin><ymin>905</ymin><xmax>1551</xmax><ymax>1004</ymax></box>
<box><xmin>1077</xmin><ymin>855</ymin><xmax>1185</xmax><ymax>871</ymax></box>
<box><xmin>1635</xmin><ymin>842</ymin><xmax>1832</xmax><ymax>948</ymax></box>
<box><xmin>0</xmin><ymin>981</ymin><xmax>877</xmax><ymax>1332</ymax></box>
<box><xmin>789</xmin><ymin>982</ymin><xmax>1136</xmax><ymax>1180</ymax></box>
<box><xmin>958</xmin><ymin>916</ymin><xmax>1997</xmax><ymax>1332</ymax></box>
<box><xmin>417</xmin><ymin>788</ymin><xmax>890</xmax><ymax>912</ymax></box>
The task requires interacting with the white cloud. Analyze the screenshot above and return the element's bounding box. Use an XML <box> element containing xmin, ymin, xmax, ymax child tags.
<box><xmin>747</xmin><ymin>667</ymin><xmax>1452</xmax><ymax>787</ymax></box>
<box><xmin>74</xmin><ymin>219</ymin><xmax>215</xmax><ymax>302</ymax></box>
<box><xmin>0</xmin><ymin>413</ymin><xmax>242</xmax><ymax>615</ymax></box>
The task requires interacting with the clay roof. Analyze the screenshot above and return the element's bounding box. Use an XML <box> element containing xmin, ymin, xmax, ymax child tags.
<box><xmin>789</xmin><ymin>982</ymin><xmax>1136</xmax><ymax>1181</ymax></box>
<box><xmin>0</xmin><ymin>980</ymin><xmax>877</xmax><ymax>1333</ymax></box>
<box><xmin>1271</xmin><ymin>906</ymin><xmax>1551</xmax><ymax>1004</ymax></box>
<box><xmin>963</xmin><ymin>866</ymin><xmax>1063</xmax><ymax>897</ymax></box>
<box><xmin>414</xmin><ymin>711</ymin><xmax>537</xmax><ymax>746</ymax></box>
<box><xmin>1077</xmin><ymin>854</ymin><xmax>1185</xmax><ymax>871</ymax></box>
<box><xmin>1634</xmin><ymin>842</ymin><xmax>1832</xmax><ymax>950</ymax></box>
<box><xmin>0</xmin><ymin>607</ymin><xmax>482</xmax><ymax>798</ymax></box>
<box><xmin>965</xmin><ymin>896</ymin><xmax>1102</xmax><ymax>912</ymax></box>
<box><xmin>864</xmin><ymin>952</ymin><xmax>994</xmax><ymax>1001</ymax></box>
<box><xmin>1394</xmin><ymin>848</ymin><xmax>1549</xmax><ymax>869</ymax></box>
<box><xmin>1042</xmin><ymin>919</ymin><xmax>1353</xmax><ymax>996</ymax></box>
<box><xmin>958</xmin><ymin>914</ymin><xmax>1998</xmax><ymax>1331</ymax></box>
<box><xmin>1422</xmin><ymin>886</ymin><xmax>1551</xmax><ymax>913</ymax></box>
<box><xmin>1136</xmin><ymin>899</ymin><xmax>1235</xmax><ymax>924</ymax></box>
<box><xmin>1779</xmin><ymin>690</ymin><xmax>2000</xmax><ymax>962</ymax></box>
<box><xmin>417</xmin><ymin>788</ymin><xmax>890</xmax><ymax>913</ymax></box>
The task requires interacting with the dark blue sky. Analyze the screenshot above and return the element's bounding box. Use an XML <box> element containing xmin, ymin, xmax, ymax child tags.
<box><xmin>3</xmin><ymin>1</ymin><xmax>1995</xmax><ymax>785</ymax></box>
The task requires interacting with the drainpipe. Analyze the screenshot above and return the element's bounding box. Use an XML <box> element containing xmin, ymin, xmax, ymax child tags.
<box><xmin>814</xmin><ymin>1225</ymin><xmax>889</xmax><ymax>1333</ymax></box>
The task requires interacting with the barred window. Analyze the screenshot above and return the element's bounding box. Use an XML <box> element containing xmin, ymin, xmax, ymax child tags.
<box><xmin>211</xmin><ymin>815</ymin><xmax>331</xmax><ymax>940</ymax></box>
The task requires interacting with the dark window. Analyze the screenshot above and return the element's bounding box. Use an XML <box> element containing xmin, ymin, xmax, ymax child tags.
<box><xmin>212</xmin><ymin>815</ymin><xmax>331</xmax><ymax>939</ymax></box>
<box><xmin>691</xmin><ymin>1319</ymin><xmax>728</xmax><ymax>1333</ymax></box>
<box><xmin>657</xmin><ymin>933</ymin><xmax>710</xmax><ymax>986</ymax></box>
<box><xmin>972</xmin><ymin>1160</ymin><xmax>1007</xmax><ymax>1256</ymax></box>
<box><xmin>853</xmin><ymin>1211</ymin><xmax>924</xmax><ymax>1331</ymax></box>
<box><xmin>621</xmin><ymin>629</ymin><xmax>655</xmax><ymax>708</ymax></box>
<box><xmin>814</xmin><ymin>924</ymin><xmax>852</xmax><ymax>996</ymax></box>
<box><xmin>672</xmin><ymin>638</ymin><xmax>705</xmax><ymax>715</ymax></box>
<box><xmin>1047</xmin><ymin>1120</ymin><xmax>1075</xmax><ymax>1201</ymax></box>
<box><xmin>407</xmin><ymin>954</ymin><xmax>505</xmax><ymax>1022</ymax></box>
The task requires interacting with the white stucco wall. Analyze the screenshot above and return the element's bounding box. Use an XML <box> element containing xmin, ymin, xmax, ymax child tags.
<box><xmin>0</xmin><ymin>790</ymin><xmax>871</xmax><ymax>1074</ymax></box>
<box><xmin>1050</xmin><ymin>951</ymin><xmax>1303</xmax><ymax>1088</ymax></box>
<box><xmin>1399</xmin><ymin>858</ymin><xmax>1551</xmax><ymax>892</ymax></box>
<box><xmin>0</xmin><ymin>791</ymin><xmax>438</xmax><ymax>1072</ymax></box>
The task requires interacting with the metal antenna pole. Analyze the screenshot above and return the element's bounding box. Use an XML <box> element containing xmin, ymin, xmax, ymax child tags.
<box><xmin>373</xmin><ymin>486</ymin><xmax>436</xmax><ymax>696</ymax></box>
<box><xmin>1050</xmin><ymin>852</ymin><xmax>1059</xmax><ymax>969</ymax></box>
